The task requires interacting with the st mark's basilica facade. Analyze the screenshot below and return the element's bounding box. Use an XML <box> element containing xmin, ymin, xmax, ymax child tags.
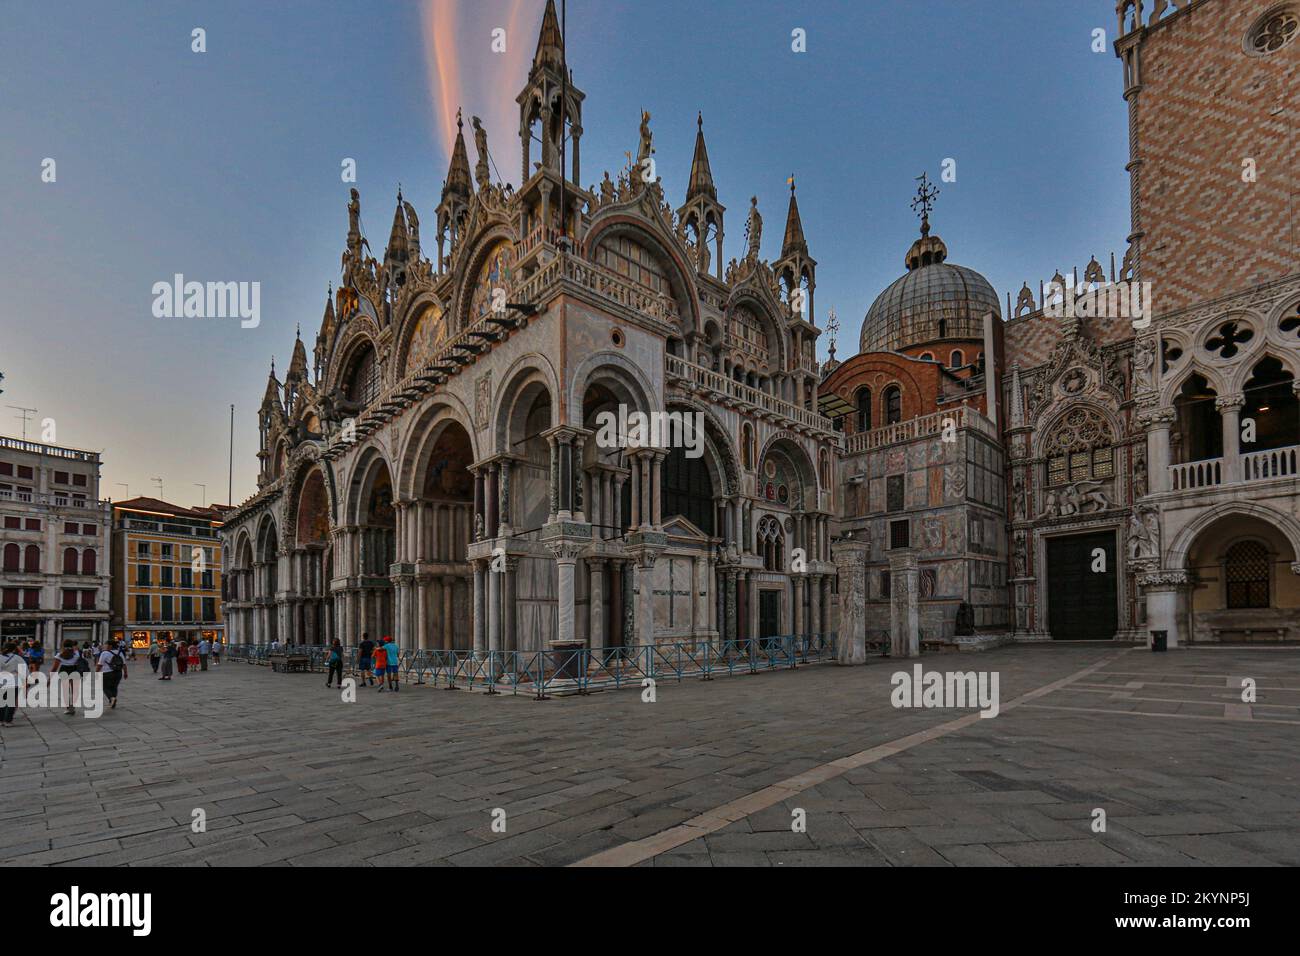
<box><xmin>221</xmin><ymin>0</ymin><xmax>1300</xmax><ymax>655</ymax></box>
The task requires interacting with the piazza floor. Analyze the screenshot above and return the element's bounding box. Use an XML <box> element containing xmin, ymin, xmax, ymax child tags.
<box><xmin>2</xmin><ymin>644</ymin><xmax>1298</xmax><ymax>867</ymax></box>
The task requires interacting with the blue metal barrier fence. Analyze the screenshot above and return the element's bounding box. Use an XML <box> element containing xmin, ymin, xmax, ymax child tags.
<box><xmin>224</xmin><ymin>633</ymin><xmax>838</xmax><ymax>697</ymax></box>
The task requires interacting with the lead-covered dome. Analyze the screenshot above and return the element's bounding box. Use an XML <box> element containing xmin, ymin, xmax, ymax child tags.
<box><xmin>859</xmin><ymin>229</ymin><xmax>1000</xmax><ymax>354</ymax></box>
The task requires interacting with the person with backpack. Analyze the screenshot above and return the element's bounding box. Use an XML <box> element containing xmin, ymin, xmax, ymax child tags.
<box><xmin>50</xmin><ymin>641</ymin><xmax>86</xmax><ymax>715</ymax></box>
<box><xmin>325</xmin><ymin>639</ymin><xmax>344</xmax><ymax>688</ymax></box>
<box><xmin>357</xmin><ymin>633</ymin><xmax>375</xmax><ymax>687</ymax></box>
<box><xmin>1</xmin><ymin>641</ymin><xmax>26</xmax><ymax>726</ymax></box>
<box><xmin>97</xmin><ymin>638</ymin><xmax>127</xmax><ymax>710</ymax></box>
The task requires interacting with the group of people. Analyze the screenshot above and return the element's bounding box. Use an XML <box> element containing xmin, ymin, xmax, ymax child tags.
<box><xmin>148</xmin><ymin>636</ymin><xmax>218</xmax><ymax>680</ymax></box>
<box><xmin>325</xmin><ymin>633</ymin><xmax>401</xmax><ymax>692</ymax></box>
<box><xmin>0</xmin><ymin>635</ymin><xmax>128</xmax><ymax>723</ymax></box>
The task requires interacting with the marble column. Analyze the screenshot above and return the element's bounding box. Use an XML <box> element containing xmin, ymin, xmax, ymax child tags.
<box><xmin>809</xmin><ymin>574</ymin><xmax>821</xmax><ymax>638</ymax></box>
<box><xmin>793</xmin><ymin>576</ymin><xmax>805</xmax><ymax>637</ymax></box>
<box><xmin>634</xmin><ymin>554</ymin><xmax>657</xmax><ymax>645</ymax></box>
<box><xmin>1140</xmin><ymin>570</ymin><xmax>1191</xmax><ymax>648</ymax></box>
<box><xmin>834</xmin><ymin>538</ymin><xmax>869</xmax><ymax>664</ymax></box>
<box><xmin>416</xmin><ymin>578</ymin><xmax>428</xmax><ymax>649</ymax></box>
<box><xmin>472</xmin><ymin>561</ymin><xmax>485</xmax><ymax>656</ymax></box>
<box><xmin>487</xmin><ymin>558</ymin><xmax>502</xmax><ymax>653</ymax></box>
<box><xmin>1144</xmin><ymin>408</ymin><xmax>1175</xmax><ymax>494</ymax></box>
<box><xmin>503</xmin><ymin>559</ymin><xmax>518</xmax><ymax>654</ymax></box>
<box><xmin>552</xmin><ymin>547</ymin><xmax>578</xmax><ymax>644</ymax></box>
<box><xmin>442</xmin><ymin>576</ymin><xmax>455</xmax><ymax>651</ymax></box>
<box><xmin>588</xmin><ymin>559</ymin><xmax>605</xmax><ymax>649</ymax></box>
<box><xmin>888</xmin><ymin>548</ymin><xmax>921</xmax><ymax>658</ymax></box>
<box><xmin>1217</xmin><ymin>394</ymin><xmax>1245</xmax><ymax>484</ymax></box>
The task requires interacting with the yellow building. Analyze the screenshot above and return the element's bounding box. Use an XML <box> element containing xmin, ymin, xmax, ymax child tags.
<box><xmin>110</xmin><ymin>498</ymin><xmax>227</xmax><ymax>650</ymax></box>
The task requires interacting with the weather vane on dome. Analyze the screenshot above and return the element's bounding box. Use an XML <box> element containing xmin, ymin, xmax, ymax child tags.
<box><xmin>911</xmin><ymin>172</ymin><xmax>940</xmax><ymax>237</ymax></box>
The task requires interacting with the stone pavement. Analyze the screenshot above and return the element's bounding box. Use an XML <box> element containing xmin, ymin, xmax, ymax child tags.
<box><xmin>1</xmin><ymin>645</ymin><xmax>1297</xmax><ymax>867</ymax></box>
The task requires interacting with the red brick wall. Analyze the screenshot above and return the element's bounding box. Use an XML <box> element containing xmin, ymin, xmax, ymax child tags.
<box><xmin>1131</xmin><ymin>0</ymin><xmax>1300</xmax><ymax>312</ymax></box>
<box><xmin>822</xmin><ymin>352</ymin><xmax>987</xmax><ymax>431</ymax></box>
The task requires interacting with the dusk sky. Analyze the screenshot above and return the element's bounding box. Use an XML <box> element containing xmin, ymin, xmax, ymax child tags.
<box><xmin>0</xmin><ymin>0</ymin><xmax>1130</xmax><ymax>506</ymax></box>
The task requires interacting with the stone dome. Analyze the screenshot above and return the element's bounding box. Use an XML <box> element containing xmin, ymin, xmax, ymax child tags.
<box><xmin>859</xmin><ymin>230</ymin><xmax>1000</xmax><ymax>354</ymax></box>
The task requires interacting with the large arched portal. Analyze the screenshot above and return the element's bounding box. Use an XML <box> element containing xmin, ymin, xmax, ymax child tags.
<box><xmin>412</xmin><ymin>419</ymin><xmax>475</xmax><ymax>650</ymax></box>
<box><xmin>290</xmin><ymin>467</ymin><xmax>332</xmax><ymax>645</ymax></box>
<box><xmin>349</xmin><ymin>454</ymin><xmax>396</xmax><ymax>642</ymax></box>
<box><xmin>255</xmin><ymin>515</ymin><xmax>280</xmax><ymax>644</ymax></box>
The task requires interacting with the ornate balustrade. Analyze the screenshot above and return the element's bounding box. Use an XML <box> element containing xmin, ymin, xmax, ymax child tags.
<box><xmin>1242</xmin><ymin>445</ymin><xmax>1298</xmax><ymax>482</ymax></box>
<box><xmin>842</xmin><ymin>404</ymin><xmax>997</xmax><ymax>454</ymax></box>
<box><xmin>665</xmin><ymin>355</ymin><xmax>836</xmax><ymax>435</ymax></box>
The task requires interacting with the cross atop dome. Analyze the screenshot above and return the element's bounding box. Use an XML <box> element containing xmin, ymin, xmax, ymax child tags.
<box><xmin>910</xmin><ymin>171</ymin><xmax>940</xmax><ymax>237</ymax></box>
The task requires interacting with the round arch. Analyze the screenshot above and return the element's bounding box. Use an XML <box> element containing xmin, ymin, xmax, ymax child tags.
<box><xmin>396</xmin><ymin>395</ymin><xmax>478</xmax><ymax>500</ymax></box>
<box><xmin>1166</xmin><ymin>501</ymin><xmax>1300</xmax><ymax>570</ymax></box>
<box><xmin>582</xmin><ymin>214</ymin><xmax>702</xmax><ymax>335</ymax></box>
<box><xmin>756</xmin><ymin>435</ymin><xmax>819</xmax><ymax>511</ymax></box>
<box><xmin>568</xmin><ymin>351</ymin><xmax>658</xmax><ymax>426</ymax></box>
<box><xmin>344</xmin><ymin>442</ymin><xmax>397</xmax><ymax>526</ymax></box>
<box><xmin>492</xmin><ymin>353</ymin><xmax>560</xmax><ymax>457</ymax></box>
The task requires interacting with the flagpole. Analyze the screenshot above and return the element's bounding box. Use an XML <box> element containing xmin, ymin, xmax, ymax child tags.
<box><xmin>227</xmin><ymin>404</ymin><xmax>234</xmax><ymax>506</ymax></box>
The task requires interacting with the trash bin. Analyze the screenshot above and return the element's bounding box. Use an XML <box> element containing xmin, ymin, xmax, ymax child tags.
<box><xmin>1150</xmin><ymin>630</ymin><xmax>1167</xmax><ymax>652</ymax></box>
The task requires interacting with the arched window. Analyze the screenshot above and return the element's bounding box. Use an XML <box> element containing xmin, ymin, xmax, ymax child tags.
<box><xmin>1173</xmin><ymin>373</ymin><xmax>1221</xmax><ymax>464</ymax></box>
<box><xmin>757</xmin><ymin>515</ymin><xmax>784</xmax><ymax>572</ymax></box>
<box><xmin>950</xmin><ymin>350</ymin><xmax>964</xmax><ymax>368</ymax></box>
<box><xmin>741</xmin><ymin>423</ymin><xmax>754</xmax><ymax>470</ymax></box>
<box><xmin>855</xmin><ymin>388</ymin><xmax>872</xmax><ymax>432</ymax></box>
<box><xmin>885</xmin><ymin>386</ymin><xmax>902</xmax><ymax>425</ymax></box>
<box><xmin>3</xmin><ymin>543</ymin><xmax>19</xmax><ymax>572</ymax></box>
<box><xmin>63</xmin><ymin>547</ymin><xmax>79</xmax><ymax>574</ymax></box>
<box><xmin>82</xmin><ymin>549</ymin><xmax>97</xmax><ymax>575</ymax></box>
<box><xmin>919</xmin><ymin>352</ymin><xmax>934</xmax><ymax>362</ymax></box>
<box><xmin>1043</xmin><ymin>406</ymin><xmax>1114</xmax><ymax>486</ymax></box>
<box><xmin>661</xmin><ymin>445</ymin><xmax>714</xmax><ymax>535</ymax></box>
<box><xmin>23</xmin><ymin>545</ymin><xmax>39</xmax><ymax>572</ymax></box>
<box><xmin>1225</xmin><ymin>540</ymin><xmax>1269</xmax><ymax>608</ymax></box>
<box><xmin>343</xmin><ymin>344</ymin><xmax>380</xmax><ymax>407</ymax></box>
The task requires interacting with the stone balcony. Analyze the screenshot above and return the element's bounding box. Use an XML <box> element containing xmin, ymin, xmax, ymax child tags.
<box><xmin>1167</xmin><ymin>444</ymin><xmax>1298</xmax><ymax>492</ymax></box>
<box><xmin>665</xmin><ymin>355</ymin><xmax>836</xmax><ymax>437</ymax></box>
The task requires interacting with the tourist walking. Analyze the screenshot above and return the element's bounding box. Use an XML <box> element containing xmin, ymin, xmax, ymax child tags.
<box><xmin>211</xmin><ymin>640</ymin><xmax>221</xmax><ymax>665</ymax></box>
<box><xmin>382</xmin><ymin>635</ymin><xmax>400</xmax><ymax>692</ymax></box>
<box><xmin>176</xmin><ymin>639</ymin><xmax>189</xmax><ymax>675</ymax></box>
<box><xmin>373</xmin><ymin>636</ymin><xmax>386</xmax><ymax>690</ymax></box>
<box><xmin>1</xmin><ymin>641</ymin><xmax>26</xmax><ymax>726</ymax></box>
<box><xmin>159</xmin><ymin>641</ymin><xmax>175</xmax><ymax>681</ymax></box>
<box><xmin>50</xmin><ymin>641</ymin><xmax>85</xmax><ymax>715</ymax></box>
<box><xmin>25</xmin><ymin>638</ymin><xmax>44</xmax><ymax>679</ymax></box>
<box><xmin>198</xmin><ymin>636</ymin><xmax>211</xmax><ymax>671</ymax></box>
<box><xmin>97</xmin><ymin>639</ymin><xmax>127</xmax><ymax>710</ymax></box>
<box><xmin>325</xmin><ymin>639</ymin><xmax>343</xmax><ymax>688</ymax></box>
<box><xmin>187</xmin><ymin>640</ymin><xmax>200</xmax><ymax>673</ymax></box>
<box><xmin>149</xmin><ymin>639</ymin><xmax>162</xmax><ymax>673</ymax></box>
<box><xmin>357</xmin><ymin>633</ymin><xmax>375</xmax><ymax>686</ymax></box>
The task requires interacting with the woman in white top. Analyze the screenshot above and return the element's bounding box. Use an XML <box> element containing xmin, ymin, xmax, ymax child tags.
<box><xmin>96</xmin><ymin>640</ymin><xmax>127</xmax><ymax>709</ymax></box>
<box><xmin>0</xmin><ymin>641</ymin><xmax>26</xmax><ymax>726</ymax></box>
<box><xmin>50</xmin><ymin>642</ymin><xmax>84</xmax><ymax>715</ymax></box>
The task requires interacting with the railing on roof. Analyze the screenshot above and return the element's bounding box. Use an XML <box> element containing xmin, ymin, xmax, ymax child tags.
<box><xmin>842</xmin><ymin>404</ymin><xmax>998</xmax><ymax>454</ymax></box>
<box><xmin>666</xmin><ymin>355</ymin><xmax>836</xmax><ymax>435</ymax></box>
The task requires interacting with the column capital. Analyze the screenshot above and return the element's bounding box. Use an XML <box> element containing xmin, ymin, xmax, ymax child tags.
<box><xmin>1137</xmin><ymin>406</ymin><xmax>1176</xmax><ymax>429</ymax></box>
<box><xmin>1214</xmin><ymin>393</ymin><xmax>1246</xmax><ymax>413</ymax></box>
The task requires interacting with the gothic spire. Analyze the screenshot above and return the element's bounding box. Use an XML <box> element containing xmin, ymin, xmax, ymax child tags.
<box><xmin>686</xmin><ymin>112</ymin><xmax>717</xmax><ymax>202</ymax></box>
<box><xmin>442</xmin><ymin>108</ymin><xmax>473</xmax><ymax>202</ymax></box>
<box><xmin>532</xmin><ymin>0</ymin><xmax>564</xmax><ymax>72</ymax></box>
<box><xmin>385</xmin><ymin>188</ymin><xmax>409</xmax><ymax>263</ymax></box>
<box><xmin>781</xmin><ymin>175</ymin><xmax>808</xmax><ymax>258</ymax></box>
